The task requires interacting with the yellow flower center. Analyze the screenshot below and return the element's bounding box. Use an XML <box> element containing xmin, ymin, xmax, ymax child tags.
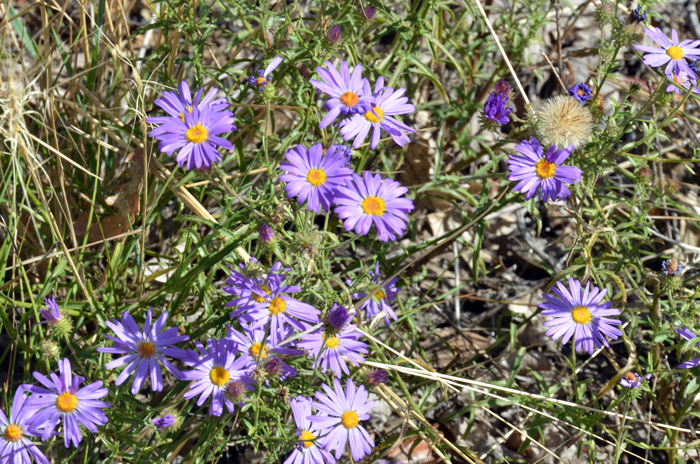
<box><xmin>340</xmin><ymin>91</ymin><xmax>359</xmax><ymax>107</ymax></box>
<box><xmin>667</xmin><ymin>46</ymin><xmax>684</xmax><ymax>61</ymax></box>
<box><xmin>209</xmin><ymin>366</ymin><xmax>230</xmax><ymax>387</ymax></box>
<box><xmin>257</xmin><ymin>77</ymin><xmax>267</xmax><ymax>86</ymax></box>
<box><xmin>179</xmin><ymin>106</ymin><xmax>193</xmax><ymax>122</ymax></box>
<box><xmin>249</xmin><ymin>342</ymin><xmax>268</xmax><ymax>359</ymax></box>
<box><xmin>577</xmin><ymin>89</ymin><xmax>585</xmax><ymax>96</ymax></box>
<box><xmin>324</xmin><ymin>335</ymin><xmax>341</xmax><ymax>349</ymax></box>
<box><xmin>535</xmin><ymin>159</ymin><xmax>557</xmax><ymax>179</ymax></box>
<box><xmin>361</xmin><ymin>196</ymin><xmax>386</xmax><ymax>216</ymax></box>
<box><xmin>299</xmin><ymin>430</ymin><xmax>315</xmax><ymax>448</ymax></box>
<box><xmin>252</xmin><ymin>285</ymin><xmax>271</xmax><ymax>303</ymax></box>
<box><xmin>3</xmin><ymin>424</ymin><xmax>22</xmax><ymax>442</ymax></box>
<box><xmin>340</xmin><ymin>410</ymin><xmax>359</xmax><ymax>429</ymax></box>
<box><xmin>364</xmin><ymin>106</ymin><xmax>384</xmax><ymax>123</ymax></box>
<box><xmin>306</xmin><ymin>168</ymin><xmax>327</xmax><ymax>187</ymax></box>
<box><xmin>55</xmin><ymin>392</ymin><xmax>79</xmax><ymax>413</ymax></box>
<box><xmin>137</xmin><ymin>341</ymin><xmax>156</xmax><ymax>358</ymax></box>
<box><xmin>269</xmin><ymin>297</ymin><xmax>286</xmax><ymax>316</ymax></box>
<box><xmin>571</xmin><ymin>306</ymin><xmax>592</xmax><ymax>325</ymax></box>
<box><xmin>624</xmin><ymin>372</ymin><xmax>637</xmax><ymax>381</ymax></box>
<box><xmin>374</xmin><ymin>289</ymin><xmax>386</xmax><ymax>299</ymax></box>
<box><xmin>186</xmin><ymin>123</ymin><xmax>208</xmax><ymax>144</ymax></box>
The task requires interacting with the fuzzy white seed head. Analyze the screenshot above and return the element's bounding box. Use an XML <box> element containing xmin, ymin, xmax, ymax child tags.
<box><xmin>537</xmin><ymin>95</ymin><xmax>593</xmax><ymax>149</ymax></box>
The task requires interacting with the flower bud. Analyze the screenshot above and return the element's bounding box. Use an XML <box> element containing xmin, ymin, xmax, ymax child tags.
<box><xmin>327</xmin><ymin>25</ymin><xmax>341</xmax><ymax>45</ymax></box>
<box><xmin>367</xmin><ymin>369</ymin><xmax>388</xmax><ymax>386</ymax></box>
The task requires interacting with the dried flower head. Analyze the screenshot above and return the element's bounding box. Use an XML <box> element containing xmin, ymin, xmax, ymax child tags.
<box><xmin>537</xmin><ymin>95</ymin><xmax>593</xmax><ymax>149</ymax></box>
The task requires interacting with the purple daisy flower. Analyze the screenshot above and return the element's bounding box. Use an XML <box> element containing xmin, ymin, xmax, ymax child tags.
<box><xmin>284</xmin><ymin>396</ymin><xmax>336</xmax><ymax>464</ymax></box>
<box><xmin>38</xmin><ymin>293</ymin><xmax>62</xmax><ymax>324</ymax></box>
<box><xmin>97</xmin><ymin>307</ymin><xmax>190</xmax><ymax>394</ymax></box>
<box><xmin>180</xmin><ymin>338</ymin><xmax>254</xmax><ymax>416</ymax></box>
<box><xmin>634</xmin><ymin>28</ymin><xmax>700</xmax><ymax>79</ymax></box>
<box><xmin>340</xmin><ymin>77</ymin><xmax>416</xmax><ymax>149</ymax></box>
<box><xmin>676</xmin><ymin>326</ymin><xmax>700</xmax><ymax>369</ymax></box>
<box><xmin>226</xmin><ymin>325</ymin><xmax>300</xmax><ymax>380</ymax></box>
<box><xmin>352</xmin><ymin>262</ymin><xmax>400</xmax><ymax>326</ymax></box>
<box><xmin>279</xmin><ymin>143</ymin><xmax>354</xmax><ymax>213</ymax></box>
<box><xmin>309</xmin><ymin>378</ymin><xmax>375</xmax><ymax>461</ymax></box>
<box><xmin>147</xmin><ymin>86</ymin><xmax>236</xmax><ymax>171</ymax></box>
<box><xmin>665</xmin><ymin>73</ymin><xmax>700</xmax><ymax>95</ymax></box>
<box><xmin>224</xmin><ymin>259</ymin><xmax>291</xmax><ymax>316</ymax></box>
<box><xmin>619</xmin><ymin>372</ymin><xmax>651</xmax><ymax>388</ymax></box>
<box><xmin>0</xmin><ymin>387</ymin><xmax>49</xmax><ymax>464</ymax></box>
<box><xmin>508</xmin><ymin>138</ymin><xmax>582</xmax><ymax>202</ymax></box>
<box><xmin>483</xmin><ymin>93</ymin><xmax>512</xmax><ymax>125</ymax></box>
<box><xmin>568</xmin><ymin>83</ymin><xmax>593</xmax><ymax>104</ymax></box>
<box><xmin>334</xmin><ymin>172</ymin><xmax>414</xmax><ymax>242</ymax></box>
<box><xmin>249</xmin><ymin>56</ymin><xmax>284</xmax><ymax>90</ymax></box>
<box><xmin>151</xmin><ymin>414</ymin><xmax>176</xmax><ymax>430</ymax></box>
<box><xmin>310</xmin><ymin>61</ymin><xmax>372</xmax><ymax>129</ymax></box>
<box><xmin>538</xmin><ymin>278</ymin><xmax>623</xmax><ymax>354</ymax></box>
<box><xmin>297</xmin><ymin>323</ymin><xmax>368</xmax><ymax>378</ymax></box>
<box><xmin>24</xmin><ymin>358</ymin><xmax>110</xmax><ymax>448</ymax></box>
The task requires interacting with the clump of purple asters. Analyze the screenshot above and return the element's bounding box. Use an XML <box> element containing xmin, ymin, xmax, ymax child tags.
<box><xmin>326</xmin><ymin>25</ymin><xmax>342</xmax><ymax>45</ymax></box>
<box><xmin>507</xmin><ymin>138</ymin><xmax>582</xmax><ymax>202</ymax></box>
<box><xmin>249</xmin><ymin>56</ymin><xmax>284</xmax><ymax>92</ymax></box>
<box><xmin>538</xmin><ymin>278</ymin><xmax>623</xmax><ymax>354</ymax></box>
<box><xmin>279</xmin><ymin>143</ymin><xmax>354</xmax><ymax>213</ymax></box>
<box><xmin>353</xmin><ymin>262</ymin><xmax>401</xmax><ymax>326</ymax></box>
<box><xmin>309</xmin><ymin>378</ymin><xmax>375</xmax><ymax>461</ymax></box>
<box><xmin>310</xmin><ymin>61</ymin><xmax>372</xmax><ymax>128</ymax></box>
<box><xmin>284</xmin><ymin>396</ymin><xmax>336</xmax><ymax>464</ymax></box>
<box><xmin>147</xmin><ymin>82</ymin><xmax>236</xmax><ymax>171</ymax></box>
<box><xmin>634</xmin><ymin>28</ymin><xmax>700</xmax><ymax>79</ymax></box>
<box><xmin>25</xmin><ymin>358</ymin><xmax>110</xmax><ymax>448</ymax></box>
<box><xmin>0</xmin><ymin>387</ymin><xmax>49</xmax><ymax>464</ymax></box>
<box><xmin>568</xmin><ymin>83</ymin><xmax>593</xmax><ymax>104</ymax></box>
<box><xmin>340</xmin><ymin>77</ymin><xmax>416</xmax><ymax>149</ymax></box>
<box><xmin>334</xmin><ymin>172</ymin><xmax>414</xmax><ymax>242</ymax></box>
<box><xmin>97</xmin><ymin>307</ymin><xmax>190</xmax><ymax>394</ymax></box>
<box><xmin>297</xmin><ymin>320</ymin><xmax>368</xmax><ymax>378</ymax></box>
<box><xmin>619</xmin><ymin>372</ymin><xmax>651</xmax><ymax>389</ymax></box>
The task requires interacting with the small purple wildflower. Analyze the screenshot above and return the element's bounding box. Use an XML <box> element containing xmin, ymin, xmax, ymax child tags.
<box><xmin>340</xmin><ymin>77</ymin><xmax>416</xmax><ymax>149</ymax></box>
<box><xmin>310</xmin><ymin>61</ymin><xmax>372</xmax><ymax>128</ymax></box>
<box><xmin>180</xmin><ymin>338</ymin><xmax>254</xmax><ymax>416</ymax></box>
<box><xmin>362</xmin><ymin>6</ymin><xmax>376</xmax><ymax>21</ymax></box>
<box><xmin>258</xmin><ymin>223</ymin><xmax>275</xmax><ymax>243</ymax></box>
<box><xmin>224</xmin><ymin>259</ymin><xmax>290</xmax><ymax>316</ymax></box>
<box><xmin>327</xmin><ymin>25</ymin><xmax>341</xmax><ymax>44</ymax></box>
<box><xmin>327</xmin><ymin>304</ymin><xmax>352</xmax><ymax>331</ymax></box>
<box><xmin>629</xmin><ymin>7</ymin><xmax>647</xmax><ymax>24</ymax></box>
<box><xmin>309</xmin><ymin>378</ymin><xmax>375</xmax><ymax>461</ymax></box>
<box><xmin>24</xmin><ymin>359</ymin><xmax>110</xmax><ymax>448</ymax></box>
<box><xmin>353</xmin><ymin>262</ymin><xmax>400</xmax><ymax>326</ymax></box>
<box><xmin>334</xmin><ymin>172</ymin><xmax>414</xmax><ymax>242</ymax></box>
<box><xmin>0</xmin><ymin>387</ymin><xmax>49</xmax><ymax>464</ymax></box>
<box><xmin>662</xmin><ymin>259</ymin><xmax>683</xmax><ymax>276</ymax></box>
<box><xmin>568</xmin><ymin>83</ymin><xmax>593</xmax><ymax>104</ymax></box>
<box><xmin>151</xmin><ymin>414</ymin><xmax>176</xmax><ymax>430</ymax></box>
<box><xmin>507</xmin><ymin>138</ymin><xmax>582</xmax><ymax>202</ymax></box>
<box><xmin>366</xmin><ymin>369</ymin><xmax>389</xmax><ymax>386</ymax></box>
<box><xmin>284</xmin><ymin>396</ymin><xmax>336</xmax><ymax>464</ymax></box>
<box><xmin>634</xmin><ymin>28</ymin><xmax>700</xmax><ymax>79</ymax></box>
<box><xmin>97</xmin><ymin>307</ymin><xmax>190</xmax><ymax>394</ymax></box>
<box><xmin>297</xmin><ymin>323</ymin><xmax>368</xmax><ymax>378</ymax></box>
<box><xmin>279</xmin><ymin>143</ymin><xmax>354</xmax><ymax>213</ymax></box>
<box><xmin>483</xmin><ymin>93</ymin><xmax>512</xmax><ymax>125</ymax></box>
<box><xmin>39</xmin><ymin>293</ymin><xmax>62</xmax><ymax>324</ymax></box>
<box><xmin>539</xmin><ymin>278</ymin><xmax>623</xmax><ymax>354</ymax></box>
<box><xmin>226</xmin><ymin>325</ymin><xmax>300</xmax><ymax>380</ymax></box>
<box><xmin>249</xmin><ymin>56</ymin><xmax>284</xmax><ymax>91</ymax></box>
<box><xmin>619</xmin><ymin>372</ymin><xmax>651</xmax><ymax>388</ymax></box>
<box><xmin>665</xmin><ymin>73</ymin><xmax>700</xmax><ymax>95</ymax></box>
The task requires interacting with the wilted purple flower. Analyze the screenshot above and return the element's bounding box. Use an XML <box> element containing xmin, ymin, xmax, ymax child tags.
<box><xmin>97</xmin><ymin>307</ymin><xmax>190</xmax><ymax>394</ymax></box>
<box><xmin>568</xmin><ymin>83</ymin><xmax>593</xmax><ymax>104</ymax></box>
<box><xmin>39</xmin><ymin>293</ymin><xmax>62</xmax><ymax>324</ymax></box>
<box><xmin>629</xmin><ymin>7</ymin><xmax>647</xmax><ymax>24</ymax></box>
<box><xmin>508</xmin><ymin>138</ymin><xmax>582</xmax><ymax>202</ymax></box>
<box><xmin>249</xmin><ymin>56</ymin><xmax>284</xmax><ymax>90</ymax></box>
<box><xmin>0</xmin><ymin>387</ymin><xmax>49</xmax><ymax>464</ymax></box>
<box><xmin>180</xmin><ymin>338</ymin><xmax>254</xmax><ymax>416</ymax></box>
<box><xmin>151</xmin><ymin>414</ymin><xmax>176</xmax><ymax>430</ymax></box>
<box><xmin>224</xmin><ymin>259</ymin><xmax>290</xmax><ymax>317</ymax></box>
<box><xmin>634</xmin><ymin>28</ymin><xmax>700</xmax><ymax>79</ymax></box>
<box><xmin>340</xmin><ymin>77</ymin><xmax>416</xmax><ymax>149</ymax></box>
<box><xmin>309</xmin><ymin>378</ymin><xmax>375</xmax><ymax>461</ymax></box>
<box><xmin>284</xmin><ymin>396</ymin><xmax>336</xmax><ymax>464</ymax></box>
<box><xmin>240</xmin><ymin>289</ymin><xmax>321</xmax><ymax>344</ymax></box>
<box><xmin>362</xmin><ymin>6</ymin><xmax>376</xmax><ymax>21</ymax></box>
<box><xmin>367</xmin><ymin>369</ymin><xmax>389</xmax><ymax>386</ymax></box>
<box><xmin>483</xmin><ymin>93</ymin><xmax>512</xmax><ymax>125</ymax></box>
<box><xmin>619</xmin><ymin>372</ymin><xmax>651</xmax><ymax>388</ymax></box>
<box><xmin>25</xmin><ymin>359</ymin><xmax>110</xmax><ymax>448</ymax></box>
<box><xmin>327</xmin><ymin>25</ymin><xmax>341</xmax><ymax>44</ymax></box>
<box><xmin>147</xmin><ymin>83</ymin><xmax>236</xmax><ymax>171</ymax></box>
<box><xmin>353</xmin><ymin>262</ymin><xmax>400</xmax><ymax>326</ymax></box>
<box><xmin>226</xmin><ymin>325</ymin><xmax>300</xmax><ymax>380</ymax></box>
<box><xmin>665</xmin><ymin>72</ymin><xmax>700</xmax><ymax>95</ymax></box>
<box><xmin>297</xmin><ymin>323</ymin><xmax>368</xmax><ymax>378</ymax></box>
<box><xmin>310</xmin><ymin>61</ymin><xmax>372</xmax><ymax>128</ymax></box>
<box><xmin>662</xmin><ymin>259</ymin><xmax>683</xmax><ymax>276</ymax></box>
<box><xmin>258</xmin><ymin>223</ymin><xmax>274</xmax><ymax>243</ymax></box>
<box><xmin>327</xmin><ymin>304</ymin><xmax>352</xmax><ymax>331</ymax></box>
<box><xmin>539</xmin><ymin>278</ymin><xmax>623</xmax><ymax>354</ymax></box>
<box><xmin>279</xmin><ymin>143</ymin><xmax>354</xmax><ymax>213</ymax></box>
<box><xmin>334</xmin><ymin>172</ymin><xmax>414</xmax><ymax>242</ymax></box>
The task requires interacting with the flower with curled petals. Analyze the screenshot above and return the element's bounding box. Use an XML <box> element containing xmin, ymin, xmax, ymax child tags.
<box><xmin>310</xmin><ymin>61</ymin><xmax>372</xmax><ymax>129</ymax></box>
<box><xmin>249</xmin><ymin>56</ymin><xmax>284</xmax><ymax>91</ymax></box>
